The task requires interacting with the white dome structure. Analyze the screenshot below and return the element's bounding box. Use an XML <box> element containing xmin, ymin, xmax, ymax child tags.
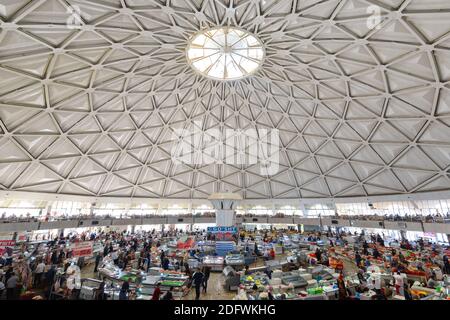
<box><xmin>0</xmin><ymin>0</ymin><xmax>449</xmax><ymax>202</ymax></box>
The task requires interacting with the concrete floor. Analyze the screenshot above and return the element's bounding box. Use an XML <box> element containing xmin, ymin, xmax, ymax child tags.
<box><xmin>182</xmin><ymin>272</ymin><xmax>236</xmax><ymax>300</ymax></box>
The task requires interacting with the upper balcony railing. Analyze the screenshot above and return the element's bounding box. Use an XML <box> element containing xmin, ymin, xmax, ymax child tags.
<box><xmin>0</xmin><ymin>212</ymin><xmax>449</xmax><ymax>224</ymax></box>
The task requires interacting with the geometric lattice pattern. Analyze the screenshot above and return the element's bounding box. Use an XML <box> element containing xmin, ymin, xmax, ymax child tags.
<box><xmin>0</xmin><ymin>0</ymin><xmax>450</xmax><ymax>200</ymax></box>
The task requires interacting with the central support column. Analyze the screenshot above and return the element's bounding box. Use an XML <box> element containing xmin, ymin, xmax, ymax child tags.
<box><xmin>208</xmin><ymin>193</ymin><xmax>242</xmax><ymax>227</ymax></box>
<box><xmin>208</xmin><ymin>193</ymin><xmax>242</xmax><ymax>255</ymax></box>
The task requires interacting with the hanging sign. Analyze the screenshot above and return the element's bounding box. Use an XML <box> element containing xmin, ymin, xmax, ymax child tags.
<box><xmin>71</xmin><ymin>241</ymin><xmax>93</xmax><ymax>257</ymax></box>
<box><xmin>0</xmin><ymin>240</ymin><xmax>15</xmax><ymax>255</ymax></box>
<box><xmin>207</xmin><ymin>227</ymin><xmax>237</xmax><ymax>233</ymax></box>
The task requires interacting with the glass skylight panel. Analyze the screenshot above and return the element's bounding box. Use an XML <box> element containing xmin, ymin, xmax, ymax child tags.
<box><xmin>187</xmin><ymin>27</ymin><xmax>264</xmax><ymax>80</ymax></box>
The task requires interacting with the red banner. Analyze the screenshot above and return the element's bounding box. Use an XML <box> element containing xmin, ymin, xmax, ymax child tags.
<box><xmin>0</xmin><ymin>240</ymin><xmax>15</xmax><ymax>255</ymax></box>
<box><xmin>71</xmin><ymin>241</ymin><xmax>93</xmax><ymax>257</ymax></box>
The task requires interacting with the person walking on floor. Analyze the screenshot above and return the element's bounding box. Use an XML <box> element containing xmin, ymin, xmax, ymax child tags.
<box><xmin>94</xmin><ymin>253</ymin><xmax>102</xmax><ymax>273</ymax></box>
<box><xmin>202</xmin><ymin>266</ymin><xmax>211</xmax><ymax>293</ymax></box>
<box><xmin>191</xmin><ymin>268</ymin><xmax>204</xmax><ymax>300</ymax></box>
<box><xmin>6</xmin><ymin>272</ymin><xmax>18</xmax><ymax>300</ymax></box>
<box><xmin>119</xmin><ymin>279</ymin><xmax>131</xmax><ymax>300</ymax></box>
<box><xmin>34</xmin><ymin>260</ymin><xmax>46</xmax><ymax>288</ymax></box>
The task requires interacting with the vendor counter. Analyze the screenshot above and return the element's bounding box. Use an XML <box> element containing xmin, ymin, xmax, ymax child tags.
<box><xmin>98</xmin><ymin>262</ymin><xmax>190</xmax><ymax>299</ymax></box>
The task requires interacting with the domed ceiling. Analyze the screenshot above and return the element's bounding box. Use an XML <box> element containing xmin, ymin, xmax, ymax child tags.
<box><xmin>0</xmin><ymin>0</ymin><xmax>450</xmax><ymax>200</ymax></box>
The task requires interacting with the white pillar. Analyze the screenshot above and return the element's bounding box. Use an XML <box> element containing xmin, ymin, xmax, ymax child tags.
<box><xmin>215</xmin><ymin>209</ymin><xmax>236</xmax><ymax>227</ymax></box>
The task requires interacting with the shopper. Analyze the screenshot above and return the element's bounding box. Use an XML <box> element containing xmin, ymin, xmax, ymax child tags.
<box><xmin>393</xmin><ymin>271</ymin><xmax>404</xmax><ymax>295</ymax></box>
<box><xmin>356</xmin><ymin>269</ymin><xmax>366</xmax><ymax>284</ymax></box>
<box><xmin>372</xmin><ymin>247</ymin><xmax>380</xmax><ymax>259</ymax></box>
<box><xmin>263</xmin><ymin>249</ymin><xmax>270</xmax><ymax>261</ymax></box>
<box><xmin>160</xmin><ymin>250</ymin><xmax>165</xmax><ymax>267</ymax></box>
<box><xmin>368</xmin><ymin>270</ymin><xmax>381</xmax><ymax>291</ymax></box>
<box><xmin>6</xmin><ymin>272</ymin><xmax>18</xmax><ymax>300</ymax></box>
<box><xmin>161</xmin><ymin>286</ymin><xmax>174</xmax><ymax>300</ymax></box>
<box><xmin>111</xmin><ymin>250</ymin><xmax>119</xmax><ymax>266</ymax></box>
<box><xmin>269</xmin><ymin>248</ymin><xmax>275</xmax><ymax>260</ymax></box>
<box><xmin>355</xmin><ymin>251</ymin><xmax>362</xmax><ymax>268</ymax></box>
<box><xmin>404</xmin><ymin>283</ymin><xmax>413</xmax><ymax>300</ymax></box>
<box><xmin>337</xmin><ymin>273</ymin><xmax>347</xmax><ymax>300</ymax></box>
<box><xmin>103</xmin><ymin>244</ymin><xmax>109</xmax><ymax>257</ymax></box>
<box><xmin>264</xmin><ymin>267</ymin><xmax>273</xmax><ymax>280</ymax></box>
<box><xmin>362</xmin><ymin>241</ymin><xmax>369</xmax><ymax>255</ymax></box>
<box><xmin>267</xmin><ymin>287</ymin><xmax>274</xmax><ymax>300</ymax></box>
<box><xmin>315</xmin><ymin>248</ymin><xmax>322</xmax><ymax>262</ymax></box>
<box><xmin>373</xmin><ymin>288</ymin><xmax>387</xmax><ymax>300</ymax></box>
<box><xmin>50</xmin><ymin>250</ymin><xmax>58</xmax><ymax>265</ymax></box>
<box><xmin>191</xmin><ymin>268</ymin><xmax>204</xmax><ymax>300</ymax></box>
<box><xmin>0</xmin><ymin>278</ymin><xmax>5</xmax><ymax>299</ymax></box>
<box><xmin>152</xmin><ymin>283</ymin><xmax>161</xmax><ymax>300</ymax></box>
<box><xmin>94</xmin><ymin>253</ymin><xmax>102</xmax><ymax>273</ymax></box>
<box><xmin>444</xmin><ymin>255</ymin><xmax>450</xmax><ymax>275</ymax></box>
<box><xmin>32</xmin><ymin>261</ymin><xmax>44</xmax><ymax>289</ymax></box>
<box><xmin>184</xmin><ymin>262</ymin><xmax>191</xmax><ymax>278</ymax></box>
<box><xmin>162</xmin><ymin>257</ymin><xmax>170</xmax><ymax>270</ymax></box>
<box><xmin>119</xmin><ymin>279</ymin><xmax>131</xmax><ymax>300</ymax></box>
<box><xmin>96</xmin><ymin>280</ymin><xmax>106</xmax><ymax>300</ymax></box>
<box><xmin>202</xmin><ymin>266</ymin><xmax>211</xmax><ymax>293</ymax></box>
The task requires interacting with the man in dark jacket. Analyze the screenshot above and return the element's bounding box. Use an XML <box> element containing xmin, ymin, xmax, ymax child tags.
<box><xmin>94</xmin><ymin>253</ymin><xmax>102</xmax><ymax>272</ymax></box>
<box><xmin>50</xmin><ymin>250</ymin><xmax>58</xmax><ymax>265</ymax></box>
<box><xmin>162</xmin><ymin>257</ymin><xmax>170</xmax><ymax>270</ymax></box>
<box><xmin>191</xmin><ymin>268</ymin><xmax>204</xmax><ymax>300</ymax></box>
<box><xmin>161</xmin><ymin>286</ymin><xmax>174</xmax><ymax>300</ymax></box>
<box><xmin>202</xmin><ymin>266</ymin><xmax>211</xmax><ymax>293</ymax></box>
<box><xmin>355</xmin><ymin>251</ymin><xmax>362</xmax><ymax>268</ymax></box>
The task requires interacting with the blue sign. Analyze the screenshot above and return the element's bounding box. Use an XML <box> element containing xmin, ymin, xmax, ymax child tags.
<box><xmin>207</xmin><ymin>226</ymin><xmax>237</xmax><ymax>233</ymax></box>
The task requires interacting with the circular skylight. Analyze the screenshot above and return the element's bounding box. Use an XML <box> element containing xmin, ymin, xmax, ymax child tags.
<box><xmin>186</xmin><ymin>27</ymin><xmax>265</xmax><ymax>80</ymax></box>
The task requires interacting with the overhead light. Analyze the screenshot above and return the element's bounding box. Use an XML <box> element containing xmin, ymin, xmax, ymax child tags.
<box><xmin>186</xmin><ymin>27</ymin><xmax>265</xmax><ymax>81</ymax></box>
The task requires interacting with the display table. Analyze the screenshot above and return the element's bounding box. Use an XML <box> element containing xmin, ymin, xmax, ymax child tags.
<box><xmin>240</xmin><ymin>272</ymin><xmax>270</xmax><ymax>291</ymax></box>
<box><xmin>225</xmin><ymin>253</ymin><xmax>245</xmax><ymax>268</ymax></box>
<box><xmin>202</xmin><ymin>256</ymin><xmax>225</xmax><ymax>271</ymax></box>
<box><xmin>265</xmin><ymin>259</ymin><xmax>289</xmax><ymax>270</ymax></box>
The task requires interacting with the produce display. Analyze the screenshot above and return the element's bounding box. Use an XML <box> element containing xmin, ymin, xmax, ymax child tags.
<box><xmin>240</xmin><ymin>273</ymin><xmax>269</xmax><ymax>290</ymax></box>
<box><xmin>328</xmin><ymin>257</ymin><xmax>344</xmax><ymax>270</ymax></box>
<box><xmin>307</xmin><ymin>287</ymin><xmax>324</xmax><ymax>295</ymax></box>
<box><xmin>119</xmin><ymin>273</ymin><xmax>140</xmax><ymax>283</ymax></box>
<box><xmin>160</xmin><ymin>280</ymin><xmax>185</xmax><ymax>287</ymax></box>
